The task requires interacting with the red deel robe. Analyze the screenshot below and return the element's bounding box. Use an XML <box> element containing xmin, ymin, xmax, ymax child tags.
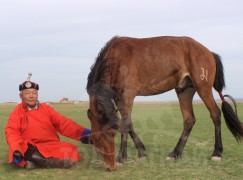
<box><xmin>5</xmin><ymin>102</ymin><xmax>86</xmax><ymax>167</ymax></box>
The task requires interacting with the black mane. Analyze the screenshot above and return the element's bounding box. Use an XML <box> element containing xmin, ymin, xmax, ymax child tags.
<box><xmin>86</xmin><ymin>36</ymin><xmax>120</xmax><ymax>130</ymax></box>
<box><xmin>95</xmin><ymin>83</ymin><xmax>119</xmax><ymax>129</ymax></box>
<box><xmin>86</xmin><ymin>36</ymin><xmax>120</xmax><ymax>91</ymax></box>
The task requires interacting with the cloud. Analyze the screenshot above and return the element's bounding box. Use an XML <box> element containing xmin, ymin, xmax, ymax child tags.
<box><xmin>0</xmin><ymin>0</ymin><xmax>243</xmax><ymax>102</ymax></box>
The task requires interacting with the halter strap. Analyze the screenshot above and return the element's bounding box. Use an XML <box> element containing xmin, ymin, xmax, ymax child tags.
<box><xmin>95</xmin><ymin>147</ymin><xmax>115</xmax><ymax>156</ymax></box>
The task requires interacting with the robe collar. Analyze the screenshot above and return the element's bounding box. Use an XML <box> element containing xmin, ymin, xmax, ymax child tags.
<box><xmin>22</xmin><ymin>101</ymin><xmax>39</xmax><ymax>111</ymax></box>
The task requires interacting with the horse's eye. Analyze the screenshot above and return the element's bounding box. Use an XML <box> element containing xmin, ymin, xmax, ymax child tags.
<box><xmin>108</xmin><ymin>131</ymin><xmax>116</xmax><ymax>138</ymax></box>
<box><xmin>97</xmin><ymin>111</ymin><xmax>109</xmax><ymax>124</ymax></box>
<box><xmin>94</xmin><ymin>136</ymin><xmax>100</xmax><ymax>142</ymax></box>
<box><xmin>92</xmin><ymin>136</ymin><xmax>101</xmax><ymax>145</ymax></box>
<box><xmin>98</xmin><ymin>111</ymin><xmax>105</xmax><ymax>118</ymax></box>
<box><xmin>97</xmin><ymin>110</ymin><xmax>103</xmax><ymax>115</ymax></box>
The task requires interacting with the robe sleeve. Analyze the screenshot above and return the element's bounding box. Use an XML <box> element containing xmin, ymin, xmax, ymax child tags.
<box><xmin>5</xmin><ymin>105</ymin><xmax>28</xmax><ymax>167</ymax></box>
<box><xmin>47</xmin><ymin>105</ymin><xmax>88</xmax><ymax>141</ymax></box>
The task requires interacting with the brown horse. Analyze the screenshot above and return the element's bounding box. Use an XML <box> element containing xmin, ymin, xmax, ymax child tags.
<box><xmin>86</xmin><ymin>36</ymin><xmax>243</xmax><ymax>171</ymax></box>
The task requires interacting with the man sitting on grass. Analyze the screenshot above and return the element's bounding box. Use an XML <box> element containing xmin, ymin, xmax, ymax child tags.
<box><xmin>5</xmin><ymin>73</ymin><xmax>92</xmax><ymax>169</ymax></box>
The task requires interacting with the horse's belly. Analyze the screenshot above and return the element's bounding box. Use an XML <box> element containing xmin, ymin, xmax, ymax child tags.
<box><xmin>137</xmin><ymin>78</ymin><xmax>177</xmax><ymax>96</ymax></box>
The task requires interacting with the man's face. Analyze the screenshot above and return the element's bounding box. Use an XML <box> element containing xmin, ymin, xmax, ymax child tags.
<box><xmin>20</xmin><ymin>89</ymin><xmax>38</xmax><ymax>108</ymax></box>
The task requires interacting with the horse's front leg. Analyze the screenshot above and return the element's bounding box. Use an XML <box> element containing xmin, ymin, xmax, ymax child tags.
<box><xmin>116</xmin><ymin>97</ymin><xmax>146</xmax><ymax>164</ymax></box>
<box><xmin>116</xmin><ymin>119</ymin><xmax>129</xmax><ymax>164</ymax></box>
<box><xmin>129</xmin><ymin>123</ymin><xmax>147</xmax><ymax>159</ymax></box>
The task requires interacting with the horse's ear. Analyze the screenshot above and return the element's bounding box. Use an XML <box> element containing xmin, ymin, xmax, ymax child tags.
<box><xmin>87</xmin><ymin>109</ymin><xmax>92</xmax><ymax>121</ymax></box>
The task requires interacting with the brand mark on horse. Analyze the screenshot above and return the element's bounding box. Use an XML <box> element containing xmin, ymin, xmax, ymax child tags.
<box><xmin>200</xmin><ymin>67</ymin><xmax>208</xmax><ymax>82</ymax></box>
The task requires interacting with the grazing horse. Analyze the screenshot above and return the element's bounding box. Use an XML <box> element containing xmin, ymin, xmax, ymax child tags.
<box><xmin>86</xmin><ymin>36</ymin><xmax>243</xmax><ymax>171</ymax></box>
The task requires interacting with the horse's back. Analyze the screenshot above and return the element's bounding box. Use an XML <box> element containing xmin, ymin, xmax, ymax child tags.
<box><xmin>94</xmin><ymin>36</ymin><xmax>216</xmax><ymax>96</ymax></box>
<box><xmin>105</xmin><ymin>36</ymin><xmax>213</xmax><ymax>67</ymax></box>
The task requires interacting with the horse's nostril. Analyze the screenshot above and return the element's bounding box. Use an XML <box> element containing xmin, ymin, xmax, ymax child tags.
<box><xmin>106</xmin><ymin>167</ymin><xmax>111</xmax><ymax>171</ymax></box>
<box><xmin>105</xmin><ymin>165</ymin><xmax>117</xmax><ymax>171</ymax></box>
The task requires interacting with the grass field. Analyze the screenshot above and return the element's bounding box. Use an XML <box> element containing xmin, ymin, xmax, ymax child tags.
<box><xmin>0</xmin><ymin>102</ymin><xmax>242</xmax><ymax>179</ymax></box>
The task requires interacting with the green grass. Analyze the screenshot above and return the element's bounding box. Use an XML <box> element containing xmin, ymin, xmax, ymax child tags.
<box><xmin>1</xmin><ymin>102</ymin><xmax>243</xmax><ymax>179</ymax></box>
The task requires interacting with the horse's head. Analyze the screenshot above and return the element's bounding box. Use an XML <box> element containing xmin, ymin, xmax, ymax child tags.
<box><xmin>87</xmin><ymin>84</ymin><xmax>119</xmax><ymax>171</ymax></box>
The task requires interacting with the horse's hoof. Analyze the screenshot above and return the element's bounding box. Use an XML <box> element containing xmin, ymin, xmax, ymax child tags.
<box><xmin>116</xmin><ymin>162</ymin><xmax>123</xmax><ymax>167</ymax></box>
<box><xmin>116</xmin><ymin>156</ymin><xmax>124</xmax><ymax>164</ymax></box>
<box><xmin>165</xmin><ymin>156</ymin><xmax>175</xmax><ymax>161</ymax></box>
<box><xmin>136</xmin><ymin>156</ymin><xmax>147</xmax><ymax>162</ymax></box>
<box><xmin>211</xmin><ymin>156</ymin><xmax>222</xmax><ymax>161</ymax></box>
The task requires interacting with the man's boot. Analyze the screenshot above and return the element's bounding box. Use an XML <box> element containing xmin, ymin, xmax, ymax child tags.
<box><xmin>26</xmin><ymin>151</ymin><xmax>73</xmax><ymax>169</ymax></box>
<box><xmin>26</xmin><ymin>160</ymin><xmax>38</xmax><ymax>170</ymax></box>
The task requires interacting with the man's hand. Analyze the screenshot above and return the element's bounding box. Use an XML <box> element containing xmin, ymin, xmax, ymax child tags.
<box><xmin>81</xmin><ymin>129</ymin><xmax>93</xmax><ymax>144</ymax></box>
<box><xmin>12</xmin><ymin>150</ymin><xmax>24</xmax><ymax>164</ymax></box>
<box><xmin>13</xmin><ymin>150</ymin><xmax>22</xmax><ymax>157</ymax></box>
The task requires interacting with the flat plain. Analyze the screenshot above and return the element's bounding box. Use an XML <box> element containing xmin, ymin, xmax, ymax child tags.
<box><xmin>0</xmin><ymin>102</ymin><xmax>242</xmax><ymax>179</ymax></box>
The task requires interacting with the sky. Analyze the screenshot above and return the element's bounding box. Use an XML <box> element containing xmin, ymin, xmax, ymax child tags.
<box><xmin>0</xmin><ymin>0</ymin><xmax>243</xmax><ymax>102</ymax></box>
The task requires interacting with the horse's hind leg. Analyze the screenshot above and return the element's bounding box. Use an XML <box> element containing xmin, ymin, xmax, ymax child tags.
<box><xmin>197</xmin><ymin>88</ymin><xmax>223</xmax><ymax>160</ymax></box>
<box><xmin>166</xmin><ymin>88</ymin><xmax>196</xmax><ymax>160</ymax></box>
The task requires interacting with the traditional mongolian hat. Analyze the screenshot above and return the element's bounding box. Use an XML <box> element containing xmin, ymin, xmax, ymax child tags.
<box><xmin>19</xmin><ymin>72</ymin><xmax>39</xmax><ymax>91</ymax></box>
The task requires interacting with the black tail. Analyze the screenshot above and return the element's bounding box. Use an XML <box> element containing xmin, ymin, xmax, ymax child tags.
<box><xmin>212</xmin><ymin>52</ymin><xmax>225</xmax><ymax>92</ymax></box>
<box><xmin>222</xmin><ymin>95</ymin><xmax>243</xmax><ymax>142</ymax></box>
<box><xmin>213</xmin><ymin>52</ymin><xmax>243</xmax><ymax>142</ymax></box>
